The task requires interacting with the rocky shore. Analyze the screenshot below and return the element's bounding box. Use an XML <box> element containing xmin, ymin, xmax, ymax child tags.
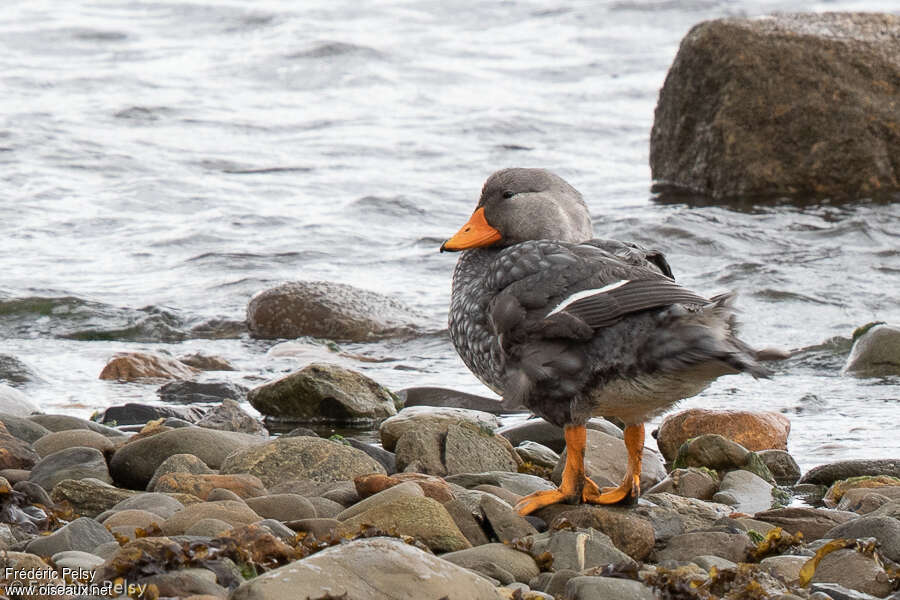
<box><xmin>2</xmin><ymin>364</ymin><xmax>900</xmax><ymax>600</ymax></box>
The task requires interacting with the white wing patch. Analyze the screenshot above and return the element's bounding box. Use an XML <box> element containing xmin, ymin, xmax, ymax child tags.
<box><xmin>545</xmin><ymin>280</ymin><xmax>630</xmax><ymax>318</ymax></box>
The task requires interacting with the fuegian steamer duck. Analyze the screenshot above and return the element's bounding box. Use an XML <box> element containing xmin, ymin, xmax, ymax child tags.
<box><xmin>440</xmin><ymin>168</ymin><xmax>772</xmax><ymax>516</ymax></box>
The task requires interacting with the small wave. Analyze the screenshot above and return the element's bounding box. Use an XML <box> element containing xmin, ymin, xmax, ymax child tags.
<box><xmin>114</xmin><ymin>106</ymin><xmax>173</xmax><ymax>122</ymax></box>
<box><xmin>194</xmin><ymin>159</ymin><xmax>312</xmax><ymax>175</ymax></box>
<box><xmin>287</xmin><ymin>41</ymin><xmax>383</xmax><ymax>60</ymax></box>
<box><xmin>345</xmin><ymin>195</ymin><xmax>425</xmax><ymax>218</ymax></box>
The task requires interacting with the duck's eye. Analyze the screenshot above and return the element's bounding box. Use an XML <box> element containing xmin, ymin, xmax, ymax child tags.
<box><xmin>501</xmin><ymin>190</ymin><xmax>515</xmax><ymax>199</ymax></box>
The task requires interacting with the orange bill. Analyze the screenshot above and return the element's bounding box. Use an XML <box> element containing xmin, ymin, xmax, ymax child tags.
<box><xmin>440</xmin><ymin>207</ymin><xmax>502</xmax><ymax>252</ymax></box>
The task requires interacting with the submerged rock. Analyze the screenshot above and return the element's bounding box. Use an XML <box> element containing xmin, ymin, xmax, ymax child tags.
<box><xmin>843</xmin><ymin>322</ymin><xmax>900</xmax><ymax>377</ymax></box>
<box><xmin>99</xmin><ymin>351</ymin><xmax>200</xmax><ymax>381</ymax></box>
<box><xmin>157</xmin><ymin>380</ymin><xmax>248</xmax><ymax>403</ymax></box>
<box><xmin>231</xmin><ymin>537</ymin><xmax>502</xmax><ymax>600</ymax></box>
<box><xmin>246</xmin><ymin>280</ymin><xmax>425</xmax><ymax>342</ymax></box>
<box><xmin>175</xmin><ymin>352</ymin><xmax>236</xmax><ymax>371</ymax></box>
<box><xmin>799</xmin><ymin>459</ymin><xmax>900</xmax><ymax>486</ymax></box>
<box><xmin>657</xmin><ymin>409</ymin><xmax>790</xmax><ymax>462</ymax></box>
<box><xmin>248</xmin><ymin>362</ymin><xmax>397</xmax><ymax>424</ymax></box>
<box><xmin>651</xmin><ymin>12</ymin><xmax>900</xmax><ymax>199</ymax></box>
<box><xmin>99</xmin><ymin>402</ymin><xmax>204</xmax><ymax>425</ymax></box>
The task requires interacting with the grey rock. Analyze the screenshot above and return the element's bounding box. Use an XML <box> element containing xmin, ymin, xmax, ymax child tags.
<box><xmin>810</xmin><ymin>583</ymin><xmax>884</xmax><ymax>600</ymax></box>
<box><xmin>138</xmin><ymin>570</ymin><xmax>229</xmax><ymax>598</ymax></box>
<box><xmin>529</xmin><ymin>528</ymin><xmax>636</xmax><ymax>572</ymax></box>
<box><xmin>320</xmin><ymin>481</ymin><xmax>360</xmax><ymax>506</ymax></box>
<box><xmin>99</xmin><ymin>402</ymin><xmax>204</xmax><ymax>426</ymax></box>
<box><xmin>0</xmin><ymin>354</ymin><xmax>44</xmax><ymax>386</ymax></box>
<box><xmin>515</xmin><ymin>441</ymin><xmax>560</xmax><ymax>469</ymax></box>
<box><xmin>207</xmin><ymin>487</ymin><xmax>244</xmax><ymax>502</ymax></box>
<box><xmin>146</xmin><ymin>453</ymin><xmax>214</xmax><ymax>491</ymax></box>
<box><xmin>480</xmin><ymin>494</ymin><xmax>537</xmax><ymax>542</ymax></box>
<box><xmin>26</xmin><ymin>517</ymin><xmax>115</xmax><ymax>556</ymax></box>
<box><xmin>161</xmin><ymin>500</ymin><xmax>261</xmax><ymax>535</ymax></box>
<box><xmin>51</xmin><ymin>550</ymin><xmax>105</xmax><ymax>571</ymax></box>
<box><xmin>642</xmin><ymin>493</ymin><xmax>734</xmax><ymax>539</ymax></box>
<box><xmin>12</xmin><ymin>481</ymin><xmax>53</xmax><ymax>506</ymax></box>
<box><xmin>286</xmin><ymin>518</ymin><xmax>339</xmax><ymax>539</ymax></box>
<box><xmin>256</xmin><ymin>518</ymin><xmax>297</xmax><ymax>541</ymax></box>
<box><xmin>307</xmin><ymin>496</ymin><xmax>343</xmax><ymax>519</ymax></box>
<box><xmin>540</xmin><ymin>505</ymin><xmax>655</xmax><ymax>561</ymax></box>
<box><xmin>0</xmin><ymin>384</ymin><xmax>39</xmax><ymax>417</ymax></box>
<box><xmin>868</xmin><ymin>499</ymin><xmax>900</xmax><ymax>520</ymax></box>
<box><xmin>443</xmin><ymin>498</ymin><xmax>490</xmax><ymax>547</ymax></box>
<box><xmin>245</xmin><ymin>494</ymin><xmax>317</xmax><ymax>521</ymax></box>
<box><xmin>175</xmin><ymin>352</ymin><xmax>236</xmax><ymax>372</ymax></box>
<box><xmin>445</xmin><ymin>471</ymin><xmax>555</xmax><ymax>496</ymax></box>
<box><xmin>836</xmin><ymin>487</ymin><xmax>900</xmax><ymax>513</ymax></box>
<box><xmin>49</xmin><ymin>478</ymin><xmax>139</xmax><ymax>518</ymax></box>
<box><xmin>336</xmin><ymin>480</ymin><xmax>423</xmax><ymax>521</ymax></box>
<box><xmin>760</xmin><ymin>555</ymin><xmax>808</xmax><ymax>585</ymax></box>
<box><xmin>248</xmin><ymin>362</ymin><xmax>397</xmax><ymax>424</ymax></box>
<box><xmin>345</xmin><ymin>437</ymin><xmax>396</xmax><ymax>475</ymax></box>
<box><xmin>645</xmin><ymin>467</ymin><xmax>719</xmax><ymax>501</ymax></box>
<box><xmin>33</xmin><ymin>429</ymin><xmax>115</xmax><ymax>458</ymax></box>
<box><xmin>380</xmin><ymin>406</ymin><xmax>500</xmax><ymax>452</ymax></box>
<box><xmin>825</xmin><ymin>516</ymin><xmax>900</xmax><ymax>562</ymax></box>
<box><xmin>654</xmin><ymin>531</ymin><xmax>752</xmax><ymax>563</ymax></box>
<box><xmin>397</xmin><ymin>386</ymin><xmax>510</xmax><ymax>414</ymax></box>
<box><xmin>184</xmin><ymin>517</ymin><xmax>233</xmax><ymax>537</ymax></box>
<box><xmin>29</xmin><ymin>447</ymin><xmax>112</xmax><ymax>491</ymax></box>
<box><xmin>157</xmin><ymin>380</ymin><xmax>248</xmax><ymax>403</ymax></box>
<box><xmin>28</xmin><ymin>414</ymin><xmax>125</xmax><ymax>438</ymax></box>
<box><xmin>810</xmin><ymin>548</ymin><xmax>893</xmax><ymax>597</ymax></box>
<box><xmin>497</xmin><ymin>418</ymin><xmax>623</xmax><ymax>454</ymax></box>
<box><xmin>844</xmin><ymin>323</ymin><xmax>900</xmax><ymax>377</ymax></box>
<box><xmin>758</xmin><ymin>449</ymin><xmax>802</xmax><ymax>486</ymax></box>
<box><xmin>109</xmin><ymin>426</ymin><xmax>264</xmax><ymax>489</ymax></box>
<box><xmin>0</xmin><ymin>414</ymin><xmax>51</xmax><ymax>443</ymax></box>
<box><xmin>395</xmin><ymin>427</ymin><xmax>446</xmax><ymax>475</ymax></box>
<box><xmin>552</xmin><ymin>429</ymin><xmax>666</xmax><ymax>493</ymax></box>
<box><xmin>444</xmin><ymin>422</ymin><xmax>518</xmax><ymax>475</ymax></box>
<box><xmin>799</xmin><ymin>459</ymin><xmax>900</xmax><ymax>486</ymax></box>
<box><xmin>220</xmin><ymin>436</ymin><xmax>384</xmax><ymax>488</ymax></box>
<box><xmin>692</xmin><ymin>555</ymin><xmax>738</xmax><ymax>571</ymax></box>
<box><xmin>650</xmin><ymin>13</ymin><xmax>900</xmax><ymax>200</ymax></box>
<box><xmin>441</xmin><ymin>543</ymin><xmax>540</xmax><ymax>584</ymax></box>
<box><xmin>755</xmin><ymin>507</ymin><xmax>858</xmax><ymax>541</ymax></box>
<box><xmin>195</xmin><ymin>398</ymin><xmax>266</xmax><ymax>435</ymax></box>
<box><xmin>712</xmin><ymin>469</ymin><xmax>776</xmax><ymax>513</ymax></box>
<box><xmin>565</xmin><ymin>576</ymin><xmax>656</xmax><ymax>600</ymax></box>
<box><xmin>109</xmin><ymin>492</ymin><xmax>185</xmax><ymax>519</ymax></box>
<box><xmin>231</xmin><ymin>537</ymin><xmax>501</xmax><ymax>600</ymax></box>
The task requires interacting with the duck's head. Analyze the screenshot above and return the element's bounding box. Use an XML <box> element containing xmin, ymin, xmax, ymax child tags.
<box><xmin>440</xmin><ymin>168</ymin><xmax>593</xmax><ymax>252</ymax></box>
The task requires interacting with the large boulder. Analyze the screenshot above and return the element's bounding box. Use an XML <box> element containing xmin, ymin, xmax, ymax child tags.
<box><xmin>248</xmin><ymin>363</ymin><xmax>397</xmax><ymax>424</ymax></box>
<box><xmin>843</xmin><ymin>323</ymin><xmax>900</xmax><ymax>377</ymax></box>
<box><xmin>246</xmin><ymin>280</ymin><xmax>424</xmax><ymax>341</ymax></box>
<box><xmin>220</xmin><ymin>436</ymin><xmax>385</xmax><ymax>487</ymax></box>
<box><xmin>109</xmin><ymin>427</ymin><xmax>265</xmax><ymax>489</ymax></box>
<box><xmin>231</xmin><ymin>537</ymin><xmax>502</xmax><ymax>600</ymax></box>
<box><xmin>650</xmin><ymin>13</ymin><xmax>900</xmax><ymax>199</ymax></box>
<box><xmin>656</xmin><ymin>409</ymin><xmax>790</xmax><ymax>462</ymax></box>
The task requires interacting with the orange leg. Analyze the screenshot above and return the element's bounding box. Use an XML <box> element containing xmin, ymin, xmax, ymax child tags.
<box><xmin>514</xmin><ymin>423</ymin><xmax>645</xmax><ymax>516</ymax></box>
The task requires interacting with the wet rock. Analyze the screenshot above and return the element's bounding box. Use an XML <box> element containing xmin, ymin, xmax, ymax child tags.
<box><xmin>658</xmin><ymin>409</ymin><xmax>790</xmax><ymax>463</ymax></box>
<box><xmin>335</xmin><ymin>496</ymin><xmax>471</xmax><ymax>552</ymax></box>
<box><xmin>650</xmin><ymin>13</ymin><xmax>900</xmax><ymax>199</ymax></box>
<box><xmin>837</xmin><ymin>486</ymin><xmax>900</xmax><ymax>513</ymax></box>
<box><xmin>824</xmin><ymin>475</ymin><xmax>900</xmax><ymax>507</ymax></box>
<box><xmin>380</xmin><ymin>406</ymin><xmax>501</xmax><ymax>451</ymax></box>
<box><xmin>565</xmin><ymin>576</ymin><xmax>656</xmax><ymax>600</ymax></box>
<box><xmin>551</xmin><ymin>429</ymin><xmax>666</xmax><ymax>491</ymax></box>
<box><xmin>825</xmin><ymin>516</ymin><xmax>900</xmax><ymax>562</ymax></box>
<box><xmin>0</xmin><ymin>384</ymin><xmax>40</xmax><ymax>417</ymax></box>
<box><xmin>543</xmin><ymin>505</ymin><xmax>655</xmax><ymax>561</ymax></box>
<box><xmin>147</xmin><ymin>453</ymin><xmax>214</xmax><ymax>491</ymax></box>
<box><xmin>158</xmin><ymin>380</ymin><xmax>248</xmax><ymax>404</ymax></box>
<box><xmin>220</xmin><ymin>436</ymin><xmax>384</xmax><ymax>487</ymax></box>
<box><xmin>152</xmin><ymin>472</ymin><xmax>267</xmax><ymax>499</ymax></box>
<box><xmin>800</xmin><ymin>459</ymin><xmax>900</xmax><ymax>486</ymax></box>
<box><xmin>99</xmin><ymin>402</ymin><xmax>204</xmax><ymax>426</ymax></box>
<box><xmin>713</xmin><ymin>469</ymin><xmax>777</xmax><ymax>513</ymax></box>
<box><xmin>515</xmin><ymin>441</ymin><xmax>560</xmax><ymax>469</ymax></box>
<box><xmin>32</xmin><ymin>429</ymin><xmax>115</xmax><ymax>458</ymax></box>
<box><xmin>109</xmin><ymin>426</ymin><xmax>264</xmax><ymax>489</ymax></box>
<box><xmin>103</xmin><ymin>508</ymin><xmax>164</xmax><ymax>538</ymax></box>
<box><xmin>195</xmin><ymin>398</ymin><xmax>266</xmax><ymax>435</ymax></box>
<box><xmin>29</xmin><ymin>447</ymin><xmax>112</xmax><ymax>491</ymax></box>
<box><xmin>497</xmin><ymin>418</ymin><xmax>623</xmax><ymax>454</ymax></box>
<box><xmin>480</xmin><ymin>494</ymin><xmax>537</xmax><ymax>542</ymax></box>
<box><xmin>25</xmin><ymin>516</ymin><xmax>115</xmax><ymax>556</ymax></box>
<box><xmin>109</xmin><ymin>493</ymin><xmax>186</xmax><ymax>519</ymax></box>
<box><xmin>654</xmin><ymin>531</ymin><xmax>752</xmax><ymax>563</ymax></box>
<box><xmin>0</xmin><ymin>421</ymin><xmax>40</xmax><ymax>470</ymax></box>
<box><xmin>442</xmin><ymin>543</ymin><xmax>540</xmax><ymax>584</ymax></box>
<box><xmin>645</xmin><ymin>467</ymin><xmax>719</xmax><ymax>500</ymax></box>
<box><xmin>333</xmin><ymin>442</ymin><xmax>389</xmax><ymax>476</ymax></box>
<box><xmin>810</xmin><ymin>548</ymin><xmax>894</xmax><ymax>597</ymax></box>
<box><xmin>27</xmin><ymin>414</ymin><xmax>126</xmax><ymax>438</ymax></box>
<box><xmin>99</xmin><ymin>351</ymin><xmax>200</xmax><ymax>381</ymax></box>
<box><xmin>246</xmin><ymin>280</ymin><xmax>425</xmax><ymax>342</ymax></box>
<box><xmin>0</xmin><ymin>354</ymin><xmax>44</xmax><ymax>385</ymax></box>
<box><xmin>444</xmin><ymin>422</ymin><xmax>520</xmax><ymax>475</ymax></box>
<box><xmin>529</xmin><ymin>528</ymin><xmax>636</xmax><ymax>571</ymax></box>
<box><xmin>758</xmin><ymin>449</ymin><xmax>802</xmax><ymax>486</ymax></box>
<box><xmin>843</xmin><ymin>323</ymin><xmax>900</xmax><ymax>377</ymax></box>
<box><xmin>231</xmin><ymin>536</ymin><xmax>501</xmax><ymax>600</ymax></box>
<box><xmin>396</xmin><ymin>386</ymin><xmax>509</xmax><ymax>414</ymax></box>
<box><xmin>176</xmin><ymin>352</ymin><xmax>236</xmax><ymax>371</ymax></box>
<box><xmin>0</xmin><ymin>414</ymin><xmax>51</xmax><ymax>444</ymax></box>
<box><xmin>244</xmin><ymin>494</ymin><xmax>317</xmax><ymax>521</ymax></box>
<box><xmin>248</xmin><ymin>363</ymin><xmax>397</xmax><ymax>424</ymax></box>
<box><xmin>754</xmin><ymin>507</ymin><xmax>857</xmax><ymax>541</ymax></box>
<box><xmin>445</xmin><ymin>472</ymin><xmax>555</xmax><ymax>497</ymax></box>
<box><xmin>337</xmin><ymin>480</ymin><xmax>424</xmax><ymax>521</ymax></box>
<box><xmin>161</xmin><ymin>500</ymin><xmax>261</xmax><ymax>535</ymax></box>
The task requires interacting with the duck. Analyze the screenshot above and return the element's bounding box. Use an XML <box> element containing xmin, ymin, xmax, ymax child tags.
<box><xmin>440</xmin><ymin>168</ymin><xmax>770</xmax><ymax>515</ymax></box>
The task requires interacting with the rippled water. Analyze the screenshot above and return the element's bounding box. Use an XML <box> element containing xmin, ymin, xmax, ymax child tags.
<box><xmin>2</xmin><ymin>0</ymin><xmax>898</xmax><ymax>472</ymax></box>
